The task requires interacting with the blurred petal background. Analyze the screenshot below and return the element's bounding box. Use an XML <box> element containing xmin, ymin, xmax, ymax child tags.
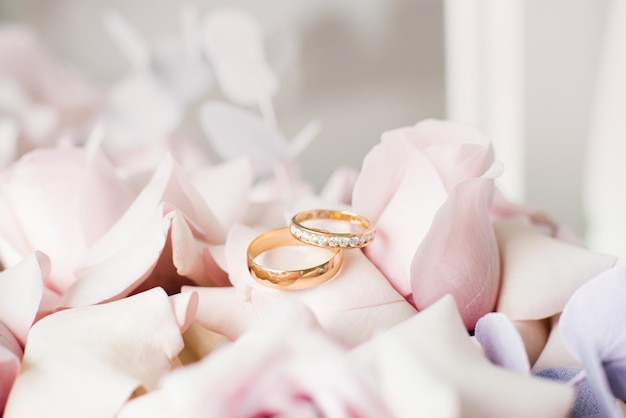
<box><xmin>0</xmin><ymin>0</ymin><xmax>623</xmax><ymax>259</ymax></box>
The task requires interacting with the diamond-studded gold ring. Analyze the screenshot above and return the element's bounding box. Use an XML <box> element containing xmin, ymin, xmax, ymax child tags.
<box><xmin>289</xmin><ymin>209</ymin><xmax>376</xmax><ymax>249</ymax></box>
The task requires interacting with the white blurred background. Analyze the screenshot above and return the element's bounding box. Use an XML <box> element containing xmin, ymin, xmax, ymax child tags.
<box><xmin>1</xmin><ymin>0</ymin><xmax>623</xmax><ymax>257</ymax></box>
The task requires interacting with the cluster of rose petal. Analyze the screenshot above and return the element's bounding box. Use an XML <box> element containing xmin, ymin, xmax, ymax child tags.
<box><xmin>1</xmin><ymin>7</ymin><xmax>625</xmax><ymax>418</ymax></box>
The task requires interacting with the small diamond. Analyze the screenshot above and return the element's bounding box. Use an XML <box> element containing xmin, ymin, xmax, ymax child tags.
<box><xmin>329</xmin><ymin>237</ymin><xmax>338</xmax><ymax>247</ymax></box>
<box><xmin>339</xmin><ymin>238</ymin><xmax>349</xmax><ymax>248</ymax></box>
<box><xmin>301</xmin><ymin>232</ymin><xmax>310</xmax><ymax>242</ymax></box>
<box><xmin>349</xmin><ymin>236</ymin><xmax>359</xmax><ymax>247</ymax></box>
<box><xmin>318</xmin><ymin>236</ymin><xmax>328</xmax><ymax>246</ymax></box>
<box><xmin>309</xmin><ymin>234</ymin><xmax>318</xmax><ymax>244</ymax></box>
<box><xmin>358</xmin><ymin>236</ymin><xmax>366</xmax><ymax>246</ymax></box>
<box><xmin>290</xmin><ymin>225</ymin><xmax>297</xmax><ymax>235</ymax></box>
<box><xmin>294</xmin><ymin>228</ymin><xmax>302</xmax><ymax>238</ymax></box>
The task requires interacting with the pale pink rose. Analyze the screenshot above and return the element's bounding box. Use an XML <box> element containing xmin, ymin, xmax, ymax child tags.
<box><xmin>118</xmin><ymin>301</ymin><xmax>392</xmax><ymax>418</ymax></box>
<box><xmin>184</xmin><ymin>222</ymin><xmax>417</xmax><ymax>347</ymax></box>
<box><xmin>3</xmin><ymin>288</ymin><xmax>196</xmax><ymax>418</ymax></box>
<box><xmin>352</xmin><ymin>119</ymin><xmax>500</xmax><ymax>329</ymax></box>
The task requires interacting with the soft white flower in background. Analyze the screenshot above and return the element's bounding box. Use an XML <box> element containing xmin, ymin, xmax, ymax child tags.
<box><xmin>0</xmin><ymin>25</ymin><xmax>99</xmax><ymax>167</ymax></box>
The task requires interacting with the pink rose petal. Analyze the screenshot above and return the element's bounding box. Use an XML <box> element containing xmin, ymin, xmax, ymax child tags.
<box><xmin>353</xmin><ymin>120</ymin><xmax>495</xmax><ymax>298</ymax></box>
<box><xmin>352</xmin><ymin>321</ymin><xmax>459</xmax><ymax>417</ymax></box>
<box><xmin>0</xmin><ymin>323</ymin><xmax>21</xmax><ymax>415</ymax></box>
<box><xmin>4</xmin><ymin>288</ymin><xmax>186</xmax><ymax>418</ymax></box>
<box><xmin>170</xmin><ymin>211</ymin><xmax>227</xmax><ymax>286</ymax></box>
<box><xmin>63</xmin><ymin>204</ymin><xmax>170</xmax><ymax>306</ymax></box>
<box><xmin>64</xmin><ymin>154</ymin><xmax>227</xmax><ymax>306</ymax></box>
<box><xmin>404</xmin><ymin>119</ymin><xmax>493</xmax><ymax>190</ymax></box>
<box><xmin>495</xmin><ymin>217</ymin><xmax>616</xmax><ymax>320</ymax></box>
<box><xmin>353</xmin><ymin>131</ymin><xmax>446</xmax><ymax>232</ymax></box>
<box><xmin>169</xmin><ymin>291</ymin><xmax>199</xmax><ymax>333</ymax></box>
<box><xmin>0</xmin><ymin>148</ymin><xmax>133</xmax><ymax>293</ymax></box>
<box><xmin>0</xmin><ymin>252</ymin><xmax>46</xmax><ymax>345</ymax></box>
<box><xmin>312</xmin><ymin>302</ymin><xmax>417</xmax><ymax>348</ymax></box>
<box><xmin>411</xmin><ymin>176</ymin><xmax>499</xmax><ymax>329</ymax></box>
<box><xmin>184</xmin><ymin>286</ymin><xmax>257</xmax><ymax>341</ymax></box>
<box><xmin>354</xmin><ymin>136</ymin><xmax>448</xmax><ymax>295</ymax></box>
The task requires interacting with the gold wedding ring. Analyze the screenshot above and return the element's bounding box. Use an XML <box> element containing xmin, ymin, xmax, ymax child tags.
<box><xmin>247</xmin><ymin>227</ymin><xmax>343</xmax><ymax>290</ymax></box>
<box><xmin>290</xmin><ymin>209</ymin><xmax>376</xmax><ymax>249</ymax></box>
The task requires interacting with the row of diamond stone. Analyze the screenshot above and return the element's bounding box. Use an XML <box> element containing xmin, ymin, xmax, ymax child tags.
<box><xmin>290</xmin><ymin>225</ymin><xmax>375</xmax><ymax>248</ymax></box>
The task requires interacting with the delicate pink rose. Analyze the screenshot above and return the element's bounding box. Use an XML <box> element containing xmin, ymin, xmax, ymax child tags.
<box><xmin>3</xmin><ymin>288</ymin><xmax>196</xmax><ymax>418</ymax></box>
<box><xmin>353</xmin><ymin>119</ymin><xmax>500</xmax><ymax>329</ymax></box>
<box><xmin>118</xmin><ymin>301</ymin><xmax>392</xmax><ymax>418</ymax></box>
<box><xmin>184</xmin><ymin>222</ymin><xmax>417</xmax><ymax>347</ymax></box>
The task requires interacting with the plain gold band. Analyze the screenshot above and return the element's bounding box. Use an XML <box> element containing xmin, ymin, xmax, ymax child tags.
<box><xmin>247</xmin><ymin>227</ymin><xmax>343</xmax><ymax>290</ymax></box>
<box><xmin>290</xmin><ymin>209</ymin><xmax>376</xmax><ymax>249</ymax></box>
